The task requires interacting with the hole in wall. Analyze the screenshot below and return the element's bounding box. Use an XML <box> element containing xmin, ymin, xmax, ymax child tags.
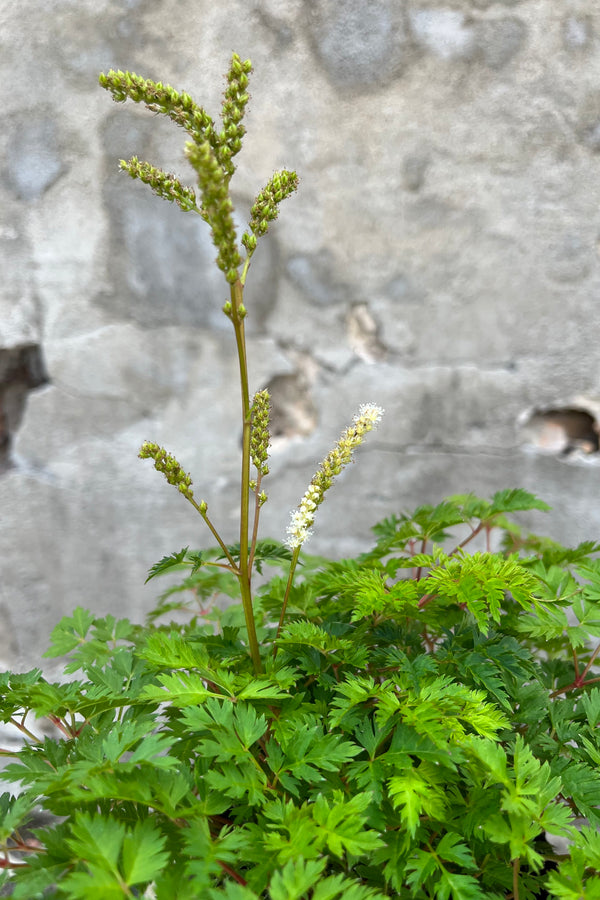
<box><xmin>266</xmin><ymin>372</ymin><xmax>318</xmax><ymax>444</ymax></box>
<box><xmin>346</xmin><ymin>303</ymin><xmax>387</xmax><ymax>363</ymax></box>
<box><xmin>0</xmin><ymin>344</ymin><xmax>49</xmax><ymax>471</ymax></box>
<box><xmin>518</xmin><ymin>402</ymin><xmax>600</xmax><ymax>456</ymax></box>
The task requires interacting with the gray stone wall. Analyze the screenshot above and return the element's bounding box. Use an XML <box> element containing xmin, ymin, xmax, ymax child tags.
<box><xmin>2</xmin><ymin>0</ymin><xmax>600</xmax><ymax>668</ymax></box>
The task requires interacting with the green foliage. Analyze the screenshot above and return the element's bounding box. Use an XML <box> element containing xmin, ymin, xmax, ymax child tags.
<box><xmin>2</xmin><ymin>492</ymin><xmax>600</xmax><ymax>896</ymax></box>
<box><xmin>2</xmin><ymin>53</ymin><xmax>598</xmax><ymax>900</ymax></box>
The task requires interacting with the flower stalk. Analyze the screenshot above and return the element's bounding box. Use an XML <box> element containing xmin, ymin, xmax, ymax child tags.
<box><xmin>229</xmin><ymin>276</ymin><xmax>263</xmax><ymax>674</ymax></box>
<box><xmin>103</xmin><ymin>54</ymin><xmax>379</xmax><ymax>675</ymax></box>
<box><xmin>275</xmin><ymin>404</ymin><xmax>384</xmax><ymax>646</ymax></box>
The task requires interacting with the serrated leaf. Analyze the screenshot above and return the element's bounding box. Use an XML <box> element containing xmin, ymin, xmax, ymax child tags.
<box><xmin>141</xmin><ymin>671</ymin><xmax>221</xmax><ymax>706</ymax></box>
<box><xmin>311</xmin><ymin>873</ymin><xmax>388</xmax><ymax>900</ymax></box>
<box><xmin>62</xmin><ymin>867</ymin><xmax>126</xmax><ymax>900</ymax></box>
<box><xmin>436</xmin><ymin>833</ymin><xmax>477</xmax><ymax>869</ymax></box>
<box><xmin>250</xmin><ymin>539</ymin><xmax>294</xmax><ymax>574</ymax></box>
<box><xmin>388</xmin><ymin>764</ymin><xmax>447</xmax><ymax>836</ymax></box>
<box><xmin>66</xmin><ymin>812</ymin><xmax>125</xmax><ymax>870</ymax></box>
<box><xmin>405</xmin><ymin>848</ymin><xmax>440</xmax><ymax>892</ymax></box>
<box><xmin>489</xmin><ymin>489</ymin><xmax>551</xmax><ymax>515</ymax></box>
<box><xmin>268</xmin><ymin>857</ymin><xmax>327</xmax><ymax>900</ymax></box>
<box><xmin>145</xmin><ymin>547</ymin><xmax>190</xmax><ymax>583</ymax></box>
<box><xmin>0</xmin><ymin>792</ymin><xmax>36</xmax><ymax>843</ymax></box>
<box><xmin>235</xmin><ymin>680</ymin><xmax>289</xmax><ymax>701</ymax></box>
<box><xmin>121</xmin><ymin>818</ymin><xmax>169</xmax><ymax>884</ymax></box>
<box><xmin>436</xmin><ymin>869</ymin><xmax>486</xmax><ymax>900</ymax></box>
<box><xmin>311</xmin><ymin>792</ymin><xmax>384</xmax><ymax>857</ymax></box>
<box><xmin>43</xmin><ymin>607</ymin><xmax>96</xmax><ymax>658</ymax></box>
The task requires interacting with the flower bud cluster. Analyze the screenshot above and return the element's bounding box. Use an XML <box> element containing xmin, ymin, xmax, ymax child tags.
<box><xmin>242</xmin><ymin>170</ymin><xmax>299</xmax><ymax>253</ymax></box>
<box><xmin>139</xmin><ymin>441</ymin><xmax>194</xmax><ymax>500</ymax></box>
<box><xmin>99</xmin><ymin>63</ymin><xmax>256</xmax><ymax>284</ymax></box>
<box><xmin>119</xmin><ymin>157</ymin><xmax>198</xmax><ymax>212</ymax></box>
<box><xmin>219</xmin><ymin>54</ymin><xmax>252</xmax><ymax>176</ymax></box>
<box><xmin>185</xmin><ymin>141</ymin><xmax>242</xmax><ymax>282</ymax></box>
<box><xmin>250</xmin><ymin>390</ymin><xmax>271</xmax><ymax>477</ymax></box>
<box><xmin>99</xmin><ymin>70</ymin><xmax>217</xmax><ymax>155</ymax></box>
<box><xmin>285</xmin><ymin>404</ymin><xmax>384</xmax><ymax>549</ymax></box>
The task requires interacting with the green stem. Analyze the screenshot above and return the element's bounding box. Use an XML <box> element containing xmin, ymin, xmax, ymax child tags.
<box><xmin>240</xmin><ymin>250</ymin><xmax>254</xmax><ymax>285</ymax></box>
<box><xmin>273</xmin><ymin>545</ymin><xmax>301</xmax><ymax>656</ymax></box>
<box><xmin>248</xmin><ymin>472</ymin><xmax>263</xmax><ymax>573</ymax></box>
<box><xmin>188</xmin><ymin>497</ymin><xmax>238</xmax><ymax>570</ymax></box>
<box><xmin>194</xmin><ymin>560</ymin><xmax>238</xmax><ymax>573</ymax></box>
<box><xmin>231</xmin><ymin>278</ymin><xmax>262</xmax><ymax>674</ymax></box>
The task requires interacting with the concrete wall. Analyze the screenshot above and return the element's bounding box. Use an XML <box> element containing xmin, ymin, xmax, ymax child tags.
<box><xmin>2</xmin><ymin>0</ymin><xmax>600</xmax><ymax>669</ymax></box>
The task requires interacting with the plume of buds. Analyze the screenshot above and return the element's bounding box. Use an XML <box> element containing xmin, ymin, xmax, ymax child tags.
<box><xmin>250</xmin><ymin>389</ymin><xmax>271</xmax><ymax>477</ymax></box>
<box><xmin>119</xmin><ymin>157</ymin><xmax>198</xmax><ymax>212</ymax></box>
<box><xmin>99</xmin><ymin>69</ymin><xmax>218</xmax><ymax>153</ymax></box>
<box><xmin>99</xmin><ymin>54</ymin><xmax>256</xmax><ymax>284</ymax></box>
<box><xmin>242</xmin><ymin>170</ymin><xmax>299</xmax><ymax>254</ymax></box>
<box><xmin>139</xmin><ymin>442</ymin><xmax>194</xmax><ymax>501</ymax></box>
<box><xmin>185</xmin><ymin>140</ymin><xmax>242</xmax><ymax>282</ymax></box>
<box><xmin>219</xmin><ymin>54</ymin><xmax>253</xmax><ymax>172</ymax></box>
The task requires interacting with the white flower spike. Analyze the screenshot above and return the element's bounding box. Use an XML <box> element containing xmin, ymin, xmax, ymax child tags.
<box><xmin>285</xmin><ymin>403</ymin><xmax>384</xmax><ymax>549</ymax></box>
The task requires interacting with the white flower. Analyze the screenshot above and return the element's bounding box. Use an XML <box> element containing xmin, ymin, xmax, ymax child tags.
<box><xmin>285</xmin><ymin>507</ymin><xmax>313</xmax><ymax>549</ymax></box>
<box><xmin>284</xmin><ymin>402</ymin><xmax>384</xmax><ymax>550</ymax></box>
<box><xmin>355</xmin><ymin>403</ymin><xmax>384</xmax><ymax>426</ymax></box>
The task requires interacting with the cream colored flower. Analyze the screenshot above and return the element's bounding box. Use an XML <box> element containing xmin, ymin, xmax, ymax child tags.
<box><xmin>285</xmin><ymin>404</ymin><xmax>384</xmax><ymax>549</ymax></box>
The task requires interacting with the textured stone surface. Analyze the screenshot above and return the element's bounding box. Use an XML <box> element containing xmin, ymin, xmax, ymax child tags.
<box><xmin>307</xmin><ymin>0</ymin><xmax>409</xmax><ymax>89</ymax></box>
<box><xmin>409</xmin><ymin>9</ymin><xmax>475</xmax><ymax>61</ymax></box>
<box><xmin>4</xmin><ymin>118</ymin><xmax>66</xmax><ymax>202</ymax></box>
<box><xmin>2</xmin><ymin>0</ymin><xmax>600</xmax><ymax>668</ymax></box>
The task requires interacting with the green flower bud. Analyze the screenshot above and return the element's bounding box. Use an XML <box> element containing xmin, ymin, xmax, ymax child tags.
<box><xmin>99</xmin><ymin>69</ymin><xmax>219</xmax><ymax>158</ymax></box>
<box><xmin>219</xmin><ymin>53</ymin><xmax>252</xmax><ymax>167</ymax></box>
<box><xmin>250</xmin><ymin>390</ymin><xmax>271</xmax><ymax>476</ymax></box>
<box><xmin>139</xmin><ymin>441</ymin><xmax>194</xmax><ymax>501</ymax></box>
<box><xmin>119</xmin><ymin>157</ymin><xmax>199</xmax><ymax>213</ymax></box>
<box><xmin>242</xmin><ymin>233</ymin><xmax>257</xmax><ymax>253</ymax></box>
<box><xmin>243</xmin><ymin>170</ymin><xmax>299</xmax><ymax>250</ymax></box>
<box><xmin>184</xmin><ymin>140</ymin><xmax>242</xmax><ymax>280</ymax></box>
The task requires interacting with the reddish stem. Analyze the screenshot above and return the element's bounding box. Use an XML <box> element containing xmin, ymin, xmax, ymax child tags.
<box><xmin>452</xmin><ymin>521</ymin><xmax>486</xmax><ymax>556</ymax></box>
<box><xmin>217</xmin><ymin>859</ymin><xmax>247</xmax><ymax>885</ymax></box>
<box><xmin>48</xmin><ymin>715</ymin><xmax>76</xmax><ymax>739</ymax></box>
<box><xmin>550</xmin><ymin>674</ymin><xmax>600</xmax><ymax>699</ymax></box>
<box><xmin>572</xmin><ymin>646</ymin><xmax>580</xmax><ymax>681</ymax></box>
<box><xmin>415</xmin><ymin>537</ymin><xmax>428</xmax><ymax>581</ymax></box>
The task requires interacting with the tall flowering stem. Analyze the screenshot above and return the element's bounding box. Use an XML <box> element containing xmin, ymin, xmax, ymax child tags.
<box><xmin>226</xmin><ymin>277</ymin><xmax>263</xmax><ymax>674</ymax></box>
<box><xmin>275</xmin><ymin>404</ymin><xmax>384</xmax><ymax>649</ymax></box>
<box><xmin>101</xmin><ymin>55</ymin><xmax>385</xmax><ymax>678</ymax></box>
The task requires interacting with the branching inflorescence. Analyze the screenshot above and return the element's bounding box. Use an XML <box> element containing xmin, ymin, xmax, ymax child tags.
<box><xmin>99</xmin><ymin>53</ymin><xmax>380</xmax><ymax>674</ymax></box>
